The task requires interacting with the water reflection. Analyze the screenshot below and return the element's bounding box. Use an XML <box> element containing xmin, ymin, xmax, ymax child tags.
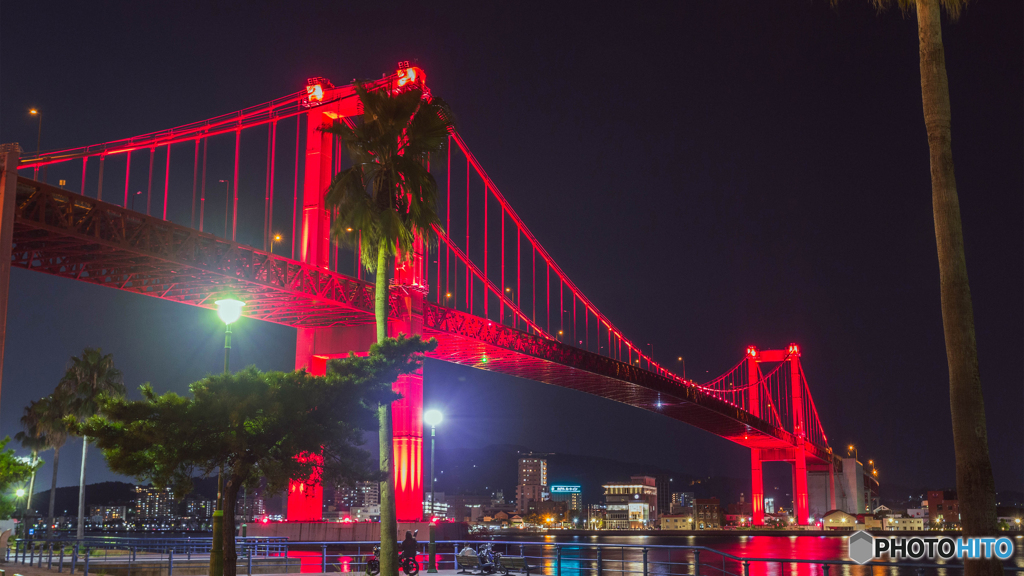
<box><xmin>474</xmin><ymin>534</ymin><xmax>1024</xmax><ymax>576</ymax></box>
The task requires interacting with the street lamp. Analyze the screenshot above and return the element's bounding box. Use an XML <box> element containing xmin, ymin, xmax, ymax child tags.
<box><xmin>847</xmin><ymin>445</ymin><xmax>858</xmax><ymax>461</ymax></box>
<box><xmin>130</xmin><ymin>190</ymin><xmax>143</xmax><ymax>212</ymax></box>
<box><xmin>271</xmin><ymin>233</ymin><xmax>283</xmax><ymax>254</ymax></box>
<box><xmin>15</xmin><ymin>488</ymin><xmax>27</xmax><ymax>539</ymax></box>
<box><xmin>218</xmin><ymin>179</ymin><xmax>231</xmax><ymax>238</ymax></box>
<box><xmin>29</xmin><ymin>109</ymin><xmax>44</xmax><ymax>182</ymax></box>
<box><xmin>423</xmin><ymin>408</ymin><xmax>443</xmax><ymax>573</ymax></box>
<box><xmin>216</xmin><ymin>298</ymin><xmax>245</xmax><ymax>374</ymax></box>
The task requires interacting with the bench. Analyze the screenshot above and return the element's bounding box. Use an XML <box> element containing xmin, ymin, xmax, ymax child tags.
<box><xmin>457</xmin><ymin>554</ymin><xmax>481</xmax><ymax>574</ymax></box>
<box><xmin>498</xmin><ymin>556</ymin><xmax>541</xmax><ymax>576</ymax></box>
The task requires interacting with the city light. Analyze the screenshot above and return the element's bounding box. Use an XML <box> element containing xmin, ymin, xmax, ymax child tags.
<box><xmin>15</xmin><ymin>488</ymin><xmax>25</xmax><ymax>497</ymax></box>
<box><xmin>215</xmin><ymin>298</ymin><xmax>245</xmax><ymax>325</ymax></box>
<box><xmin>424</xmin><ymin>409</ymin><xmax>443</xmax><ymax>427</ymax></box>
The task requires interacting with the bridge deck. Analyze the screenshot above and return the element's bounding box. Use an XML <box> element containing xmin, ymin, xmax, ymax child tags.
<box><xmin>11</xmin><ymin>178</ymin><xmax>830</xmax><ymax>464</ymax></box>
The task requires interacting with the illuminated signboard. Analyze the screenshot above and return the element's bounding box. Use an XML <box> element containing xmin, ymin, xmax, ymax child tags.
<box><xmin>550</xmin><ymin>485</ymin><xmax>581</xmax><ymax>494</ymax></box>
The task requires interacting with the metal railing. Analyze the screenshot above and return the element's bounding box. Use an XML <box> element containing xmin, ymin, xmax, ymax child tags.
<box><xmin>5</xmin><ymin>538</ymin><xmax>1021</xmax><ymax>576</ymax></box>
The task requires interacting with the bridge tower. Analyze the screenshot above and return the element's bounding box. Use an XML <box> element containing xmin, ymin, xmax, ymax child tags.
<box><xmin>748</xmin><ymin>344</ymin><xmax>811</xmax><ymax>526</ymax></box>
<box><xmin>746</xmin><ymin>346</ymin><xmax>765</xmax><ymax>526</ymax></box>
<box><xmin>290</xmin><ymin>77</ymin><xmax>426</xmax><ymax>524</ymax></box>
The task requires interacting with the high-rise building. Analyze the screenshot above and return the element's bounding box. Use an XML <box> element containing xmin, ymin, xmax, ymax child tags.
<box><xmin>337</xmin><ymin>481</ymin><xmax>380</xmax><ymax>511</ymax></box>
<box><xmin>516</xmin><ymin>456</ymin><xmax>548</xmax><ymax>514</ymax></box>
<box><xmin>89</xmin><ymin>505</ymin><xmax>127</xmax><ymax>521</ymax></box>
<box><xmin>550</xmin><ymin>485</ymin><xmax>582</xmax><ymax>512</ymax></box>
<box><xmin>423</xmin><ymin>492</ymin><xmax>449</xmax><ymax>519</ymax></box>
<box><xmin>134</xmin><ymin>486</ymin><xmax>174</xmax><ymax>519</ymax></box>
<box><xmin>655</xmin><ymin>475</ymin><xmax>671</xmax><ymax>515</ymax></box>
<box><xmin>670</xmin><ymin>492</ymin><xmax>694</xmax><ymax>513</ymax></box>
<box><xmin>764</xmin><ymin>497</ymin><xmax>775</xmax><ymax>514</ymax></box>
<box><xmin>603</xmin><ymin>476</ymin><xmax>658</xmax><ymax>530</ymax></box>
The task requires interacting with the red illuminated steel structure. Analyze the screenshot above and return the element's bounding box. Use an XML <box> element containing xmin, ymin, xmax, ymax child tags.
<box><xmin>290</xmin><ymin>71</ymin><xmax>429</xmax><ymax>522</ymax></box>
<box><xmin>10</xmin><ymin>64</ymin><xmax>842</xmax><ymax>525</ymax></box>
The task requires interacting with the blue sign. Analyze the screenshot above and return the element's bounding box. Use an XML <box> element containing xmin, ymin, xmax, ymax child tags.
<box><xmin>550</xmin><ymin>485</ymin><xmax>581</xmax><ymax>493</ymax></box>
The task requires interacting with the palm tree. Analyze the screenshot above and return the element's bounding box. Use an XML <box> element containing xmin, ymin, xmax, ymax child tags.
<box><xmin>35</xmin><ymin>393</ymin><xmax>72</xmax><ymax>538</ymax></box>
<box><xmin>868</xmin><ymin>0</ymin><xmax>997</xmax><ymax>571</ymax></box>
<box><xmin>325</xmin><ymin>80</ymin><xmax>454</xmax><ymax>576</ymax></box>
<box><xmin>15</xmin><ymin>401</ymin><xmax>48</xmax><ymax>515</ymax></box>
<box><xmin>58</xmin><ymin>348</ymin><xmax>125</xmax><ymax>540</ymax></box>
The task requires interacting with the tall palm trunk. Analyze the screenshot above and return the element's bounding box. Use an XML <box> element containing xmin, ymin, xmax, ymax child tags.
<box><xmin>76</xmin><ymin>436</ymin><xmax>88</xmax><ymax>540</ymax></box>
<box><xmin>376</xmin><ymin>240</ymin><xmax>398</xmax><ymax>576</ymax></box>
<box><xmin>915</xmin><ymin>1</ymin><xmax>998</xmax><ymax>573</ymax></box>
<box><xmin>48</xmin><ymin>445</ymin><xmax>61</xmax><ymax>538</ymax></box>
<box><xmin>26</xmin><ymin>450</ymin><xmax>38</xmax><ymax>512</ymax></box>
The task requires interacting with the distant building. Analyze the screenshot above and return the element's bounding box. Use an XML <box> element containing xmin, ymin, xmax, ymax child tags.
<box><xmin>446</xmin><ymin>494</ymin><xmax>490</xmax><ymax>521</ymax></box>
<box><xmin>884</xmin><ymin>515</ymin><xmax>924</xmax><ymax>531</ymax></box>
<box><xmin>349</xmin><ymin>505</ymin><xmax>381</xmax><ymax>521</ymax></box>
<box><xmin>528</xmin><ymin>499</ymin><xmax>568</xmax><ymax>523</ymax></box>
<box><xmin>823</xmin><ymin>509</ymin><xmax>857</xmax><ymax>530</ymax></box>
<box><xmin>671</xmin><ymin>492</ymin><xmax>694</xmax><ymax>508</ymax></box>
<box><xmin>655</xmin><ymin>475</ymin><xmax>671</xmax><ymax>515</ymax></box>
<box><xmin>134</xmin><ymin>486</ymin><xmax>174</xmax><ymax>519</ymax></box>
<box><xmin>764</xmin><ymin>497</ymin><xmax>775</xmax><ymax>514</ymax></box>
<box><xmin>587</xmin><ymin>504</ymin><xmax>607</xmax><ymax>529</ymax></box>
<box><xmin>927</xmin><ymin>491</ymin><xmax>959</xmax><ymax>527</ymax></box>
<box><xmin>693</xmin><ymin>498</ymin><xmax>721</xmax><ymax>530</ymax></box>
<box><xmin>658</xmin><ymin>514</ymin><xmax>693</xmax><ymax>530</ymax></box>
<box><xmin>236</xmin><ymin>495</ymin><xmax>266</xmax><ymax>521</ymax></box>
<box><xmin>724</xmin><ymin>494</ymin><xmax>753</xmax><ymax>526</ymax></box>
<box><xmin>423</xmin><ymin>492</ymin><xmax>449</xmax><ymax>519</ymax></box>
<box><xmin>516</xmin><ymin>456</ymin><xmax>548</xmax><ymax>514</ymax></box>
<box><xmin>603</xmin><ymin>476</ymin><xmax>658</xmax><ymax>530</ymax></box>
<box><xmin>89</xmin><ymin>505</ymin><xmax>127</xmax><ymax>522</ymax></box>
<box><xmin>550</xmin><ymin>485</ymin><xmax>582</xmax><ymax>512</ymax></box>
<box><xmin>184</xmin><ymin>496</ymin><xmax>215</xmax><ymax>519</ymax></box>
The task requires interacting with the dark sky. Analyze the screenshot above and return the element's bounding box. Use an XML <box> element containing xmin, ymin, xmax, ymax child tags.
<box><xmin>1</xmin><ymin>1</ymin><xmax>1021</xmax><ymax>498</ymax></box>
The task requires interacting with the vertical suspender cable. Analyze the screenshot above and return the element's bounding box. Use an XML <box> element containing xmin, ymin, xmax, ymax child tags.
<box><xmin>465</xmin><ymin>156</ymin><xmax>470</xmax><ymax>310</ymax></box>
<box><xmin>123</xmin><ymin>151</ymin><xmax>132</xmax><ymax>208</ymax></box>
<box><xmin>200</xmin><ymin>138</ymin><xmax>208</xmax><ymax>232</ymax></box>
<box><xmin>446</xmin><ymin>136</ymin><xmax>451</xmax><ymax>303</ymax></box>
<box><xmin>98</xmin><ymin>154</ymin><xmax>105</xmax><ymax>200</ymax></box>
<box><xmin>191</xmin><ymin>140</ymin><xmax>199</xmax><ymax>228</ymax></box>
<box><xmin>264</xmin><ymin>124</ymin><xmax>272</xmax><ymax>250</ymax></box>
<box><xmin>484</xmin><ymin>183</ymin><xmax>488</xmax><ymax>317</ymax></box>
<box><xmin>146</xmin><ymin>147</ymin><xmax>155</xmax><ymax>215</ymax></box>
<box><xmin>269</xmin><ymin>120</ymin><xmax>277</xmax><ymax>247</ymax></box>
<box><xmin>232</xmin><ymin>129</ymin><xmax>240</xmax><ymax>241</ymax></box>
<box><xmin>80</xmin><ymin>157</ymin><xmax>88</xmax><ymax>197</ymax></box>
<box><xmin>292</xmin><ymin>116</ymin><xmax>301</xmax><ymax>260</ymax></box>
<box><xmin>163</xmin><ymin>144</ymin><xmax>171</xmax><ymax>221</ymax></box>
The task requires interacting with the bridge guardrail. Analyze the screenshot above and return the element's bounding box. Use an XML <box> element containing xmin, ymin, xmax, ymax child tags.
<box><xmin>6</xmin><ymin>537</ymin><xmax>1021</xmax><ymax>576</ymax></box>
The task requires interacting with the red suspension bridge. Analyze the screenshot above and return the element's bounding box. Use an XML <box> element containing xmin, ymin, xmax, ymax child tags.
<box><xmin>4</xmin><ymin>64</ymin><xmax>859</xmax><ymax>527</ymax></box>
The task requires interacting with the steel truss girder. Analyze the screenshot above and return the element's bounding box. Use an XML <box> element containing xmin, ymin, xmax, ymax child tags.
<box><xmin>422</xmin><ymin>303</ymin><xmax>831</xmax><ymax>463</ymax></box>
<box><xmin>11</xmin><ymin>178</ymin><xmax>403</xmax><ymax>327</ymax></box>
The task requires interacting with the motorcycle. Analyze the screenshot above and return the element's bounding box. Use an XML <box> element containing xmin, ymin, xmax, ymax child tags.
<box><xmin>366</xmin><ymin>539</ymin><xmax>420</xmax><ymax>576</ymax></box>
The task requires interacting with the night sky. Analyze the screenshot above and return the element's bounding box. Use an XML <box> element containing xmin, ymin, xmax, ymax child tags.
<box><xmin>1</xmin><ymin>1</ymin><xmax>1021</xmax><ymax>499</ymax></box>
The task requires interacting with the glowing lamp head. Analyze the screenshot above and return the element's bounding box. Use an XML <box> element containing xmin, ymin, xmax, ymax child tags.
<box><xmin>29</xmin><ymin>109</ymin><xmax>38</xmax><ymax>116</ymax></box>
<box><xmin>273</xmin><ymin>234</ymin><xmax>282</xmax><ymax>242</ymax></box>
<box><xmin>215</xmin><ymin>298</ymin><xmax>245</xmax><ymax>325</ymax></box>
<box><xmin>424</xmin><ymin>409</ymin><xmax>443</xmax><ymax>428</ymax></box>
<box><xmin>746</xmin><ymin>346</ymin><xmax>758</xmax><ymax>358</ymax></box>
<box><xmin>788</xmin><ymin>343</ymin><xmax>800</xmax><ymax>355</ymax></box>
<box><xmin>15</xmin><ymin>488</ymin><xmax>25</xmax><ymax>497</ymax></box>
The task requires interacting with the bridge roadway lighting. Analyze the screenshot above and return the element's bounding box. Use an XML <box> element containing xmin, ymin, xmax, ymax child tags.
<box><xmin>423</xmin><ymin>409</ymin><xmax>443</xmax><ymax>573</ymax></box>
<box><xmin>271</xmin><ymin>233</ymin><xmax>283</xmax><ymax>254</ymax></box>
<box><xmin>29</xmin><ymin>109</ymin><xmax>43</xmax><ymax>181</ymax></box>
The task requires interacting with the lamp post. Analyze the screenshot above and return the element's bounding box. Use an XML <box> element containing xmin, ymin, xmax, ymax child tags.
<box><xmin>847</xmin><ymin>445</ymin><xmax>858</xmax><ymax>461</ymax></box>
<box><xmin>423</xmin><ymin>409</ymin><xmax>443</xmax><ymax>573</ymax></box>
<box><xmin>129</xmin><ymin>190</ymin><xmax>142</xmax><ymax>212</ymax></box>
<box><xmin>218</xmin><ymin>179</ymin><xmax>230</xmax><ymax>238</ymax></box>
<box><xmin>215</xmin><ymin>298</ymin><xmax>245</xmax><ymax>374</ymax></box>
<box><xmin>16</xmin><ymin>488</ymin><xmax>26</xmax><ymax>540</ymax></box>
<box><xmin>209</xmin><ymin>298</ymin><xmax>242</xmax><ymax>576</ymax></box>
<box><xmin>29</xmin><ymin>109</ymin><xmax>43</xmax><ymax>182</ymax></box>
<box><xmin>271</xmin><ymin>234</ymin><xmax>283</xmax><ymax>255</ymax></box>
